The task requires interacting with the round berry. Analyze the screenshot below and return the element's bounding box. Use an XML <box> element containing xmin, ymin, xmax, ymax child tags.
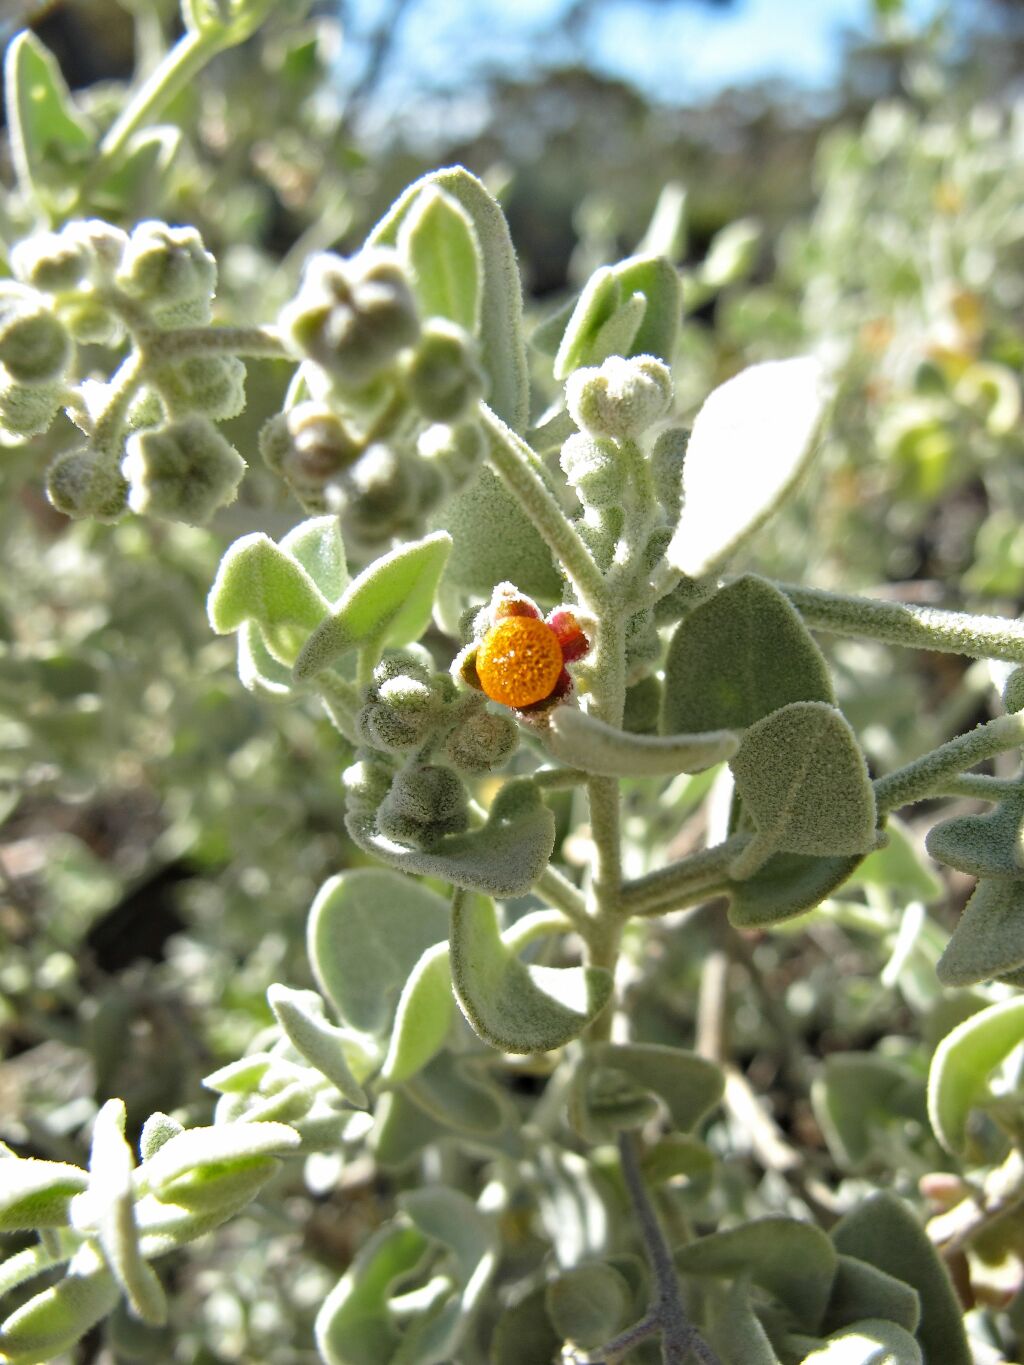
<box><xmin>476</xmin><ymin>615</ymin><xmax>564</xmax><ymax>709</ymax></box>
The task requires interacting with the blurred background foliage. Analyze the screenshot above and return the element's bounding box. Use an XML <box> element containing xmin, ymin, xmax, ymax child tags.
<box><xmin>4</xmin><ymin>0</ymin><xmax>1024</xmax><ymax>1359</ymax></box>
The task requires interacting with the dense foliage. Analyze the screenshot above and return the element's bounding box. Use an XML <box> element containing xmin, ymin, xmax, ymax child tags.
<box><xmin>3</xmin><ymin>3</ymin><xmax>1024</xmax><ymax>1363</ymax></box>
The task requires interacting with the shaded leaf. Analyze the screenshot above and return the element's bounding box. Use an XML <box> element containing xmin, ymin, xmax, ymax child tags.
<box><xmin>404</xmin><ymin>1052</ymin><xmax>506</xmax><ymax>1137</ymax></box>
<box><xmin>315</xmin><ymin>1224</ymin><xmax>430</xmax><ymax>1365</ymax></box>
<box><xmin>490</xmin><ymin>1288</ymin><xmax>560</xmax><ymax>1365</ymax></box>
<box><xmin>546</xmin><ymin>705</ymin><xmax>737</xmax><ymax>777</ymax></box>
<box><xmin>823</xmin><ymin>1256</ymin><xmax>921</xmax><ymax>1336</ymax></box>
<box><xmin>801</xmin><ymin>1319</ymin><xmax>922</xmax><ymax>1365</ymax></box>
<box><xmin>727</xmin><ymin>848</ymin><xmax>866</xmax><ymax>928</ymax></box>
<box><xmin>709</xmin><ymin>1279</ymin><xmax>782</xmax><ymax>1365</ymax></box>
<box><xmin>267</xmin><ymin>985</ymin><xmax>369</xmax><ymax>1108</ymax></box>
<box><xmin>926</xmin><ymin>792</ymin><xmax>1024</xmax><ymax>879</ymax></box>
<box><xmin>847</xmin><ymin>816</ymin><xmax>942</xmax><ymax>902</ymax></box>
<box><xmin>936</xmin><ymin>877</ymin><xmax>1024</xmax><ymax>987</ymax></box>
<box><xmin>545</xmin><ymin>1262</ymin><xmax>632</xmax><ymax>1349</ymax></box>
<box><xmin>661</xmin><ymin>576</ymin><xmax>835</xmax><ymax>736</ymax></box>
<box><xmin>576</xmin><ymin>1043</ymin><xmax>723</xmax><ymax>1142</ymax></box>
<box><xmin>812</xmin><ymin>1054</ymin><xmax>928</xmax><ymax>1171</ymax></box>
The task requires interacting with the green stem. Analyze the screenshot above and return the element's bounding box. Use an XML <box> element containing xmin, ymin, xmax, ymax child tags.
<box><xmin>480</xmin><ymin>403</ymin><xmax>607</xmax><ymax>611</ymax></box>
<box><xmin>619</xmin><ymin>837</ymin><xmax>748</xmax><ymax>918</ymax></box>
<box><xmin>141</xmin><ymin>325</ymin><xmax>288</xmax><ymax>363</ymax></box>
<box><xmin>92</xmin><ymin>349</ymin><xmax>147</xmax><ymax>458</ymax></box>
<box><xmin>937</xmin><ymin>773</ymin><xmax>1024</xmax><ymax>801</ymax></box>
<box><xmin>779</xmin><ymin>582</ymin><xmax>1024</xmax><ymax>664</ymax></box>
<box><xmin>532</xmin><ymin>765</ymin><xmax>588</xmax><ymax>789</ymax></box>
<box><xmin>533</xmin><ymin>863</ymin><xmax>588</xmax><ymax>932</ymax></box>
<box><xmin>874</xmin><ymin>714</ymin><xmax>1024</xmax><ymax>814</ymax></box>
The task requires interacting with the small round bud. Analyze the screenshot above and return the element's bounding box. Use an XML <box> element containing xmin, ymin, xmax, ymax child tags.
<box><xmin>444</xmin><ymin>705</ymin><xmax>518</xmax><ymax>774</ymax></box>
<box><xmin>566</xmin><ymin>354</ymin><xmax>674</xmax><ymax>441</ymax></box>
<box><xmin>150</xmin><ymin>355</ymin><xmax>247</xmax><ymax>422</ymax></box>
<box><xmin>121</xmin><ymin>415</ymin><xmax>246</xmax><ymax>524</ymax></box>
<box><xmin>0</xmin><ymin>292</ymin><xmax>71</xmax><ymax>385</ymax></box>
<box><xmin>46</xmin><ymin>447</ymin><xmax>128</xmax><ymax>521</ymax></box>
<box><xmin>650</xmin><ymin>426</ymin><xmax>688</xmax><ymax>518</ymax></box>
<box><xmin>61</xmin><ymin>298</ymin><xmax>124</xmax><ymax>347</ymax></box>
<box><xmin>332</xmin><ymin>444</ymin><xmax>416</xmax><ymax>540</ymax></box>
<box><xmin>373</xmin><ymin>648</ymin><xmax>434</xmax><ymax>687</ymax></box>
<box><xmin>0</xmin><ymin>380</ymin><xmax>62</xmax><ymax>439</ymax></box>
<box><xmin>559</xmin><ymin>432</ymin><xmax>625</xmax><ymax>507</ymax></box>
<box><xmin>262</xmin><ymin>402</ymin><xmax>362</xmax><ymax>495</ymax></box>
<box><xmin>67</xmin><ymin>220</ymin><xmax>130</xmax><ymax>277</ymax></box>
<box><xmin>116</xmin><ymin>222</ymin><xmax>217</xmax><ymax>310</ymax></box>
<box><xmin>11</xmin><ymin>232</ymin><xmax>89</xmax><ymax>293</ymax></box>
<box><xmin>357</xmin><ymin>676</ymin><xmax>440</xmax><ymax>752</ymax></box>
<box><xmin>342</xmin><ymin>755</ymin><xmax>396</xmax><ymax>814</ymax></box>
<box><xmin>281</xmin><ymin>248</ymin><xmax>419</xmax><ymax>389</ymax></box>
<box><xmin>405</xmin><ymin>321</ymin><xmax>486</xmax><ymax>423</ymax></box>
<box><xmin>417</xmin><ymin>420</ymin><xmax>485</xmax><ymax>491</ymax></box>
<box><xmin>376</xmin><ymin>763</ymin><xmax>469</xmax><ymax>849</ymax></box>
<box><xmin>1003</xmin><ymin>668</ymin><xmax>1024</xmax><ymax>715</ymax></box>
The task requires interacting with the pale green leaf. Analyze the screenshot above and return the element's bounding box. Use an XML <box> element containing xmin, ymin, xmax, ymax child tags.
<box><xmin>5</xmin><ymin>33</ymin><xmax>95</xmax><ymax>210</ymax></box>
<box><xmin>293</xmin><ymin>533</ymin><xmax>451</xmax><ymax>679</ymax></box>
<box><xmin>0</xmin><ymin>1159</ymin><xmax>87</xmax><ymax>1232</ymax></box>
<box><xmin>553</xmin><ymin>255</ymin><xmax>681</xmax><ymax>380</ymax></box>
<box><xmin>141</xmin><ymin>1121</ymin><xmax>299</xmax><ymax>1194</ymax></box>
<box><xmin>831</xmin><ymin>1193</ymin><xmax>969</xmax><ymax>1365</ymax></box>
<box><xmin>381</xmin><ymin>944</ymin><xmax>454</xmax><ymax>1083</ymax></box>
<box><xmin>450</xmin><ymin>893</ymin><xmax>612</xmax><ymax>1053</ymax></box>
<box><xmin>207</xmin><ymin>531</ymin><xmax>329</xmax><ymax>665</ymax></box>
<box><xmin>307</xmin><ymin>869</ymin><xmax>450</xmax><ymax>1035</ymax></box>
<box><xmin>404</xmin><ymin>1052</ymin><xmax>506</xmax><ymax>1136</ymax></box>
<box><xmin>0</xmin><ymin>1266</ymin><xmax>119</xmax><ymax>1365</ymax></box>
<box><xmin>801</xmin><ymin>1320</ymin><xmax>922</xmax><ymax>1365</ymax></box>
<box><xmin>936</xmin><ymin>877</ymin><xmax>1024</xmax><ymax>987</ymax></box>
<box><xmin>398</xmin><ymin>187</ymin><xmax>482</xmax><ymax>333</ymax></box>
<box><xmin>729</xmin><ymin>701</ymin><xmax>876</xmax><ymax>875</ymax></box>
<box><xmin>545</xmin><ymin>1262</ymin><xmax>632</xmax><ymax>1349</ymax></box>
<box><xmin>661</xmin><ymin>575</ymin><xmax>835</xmax><ymax>735</ymax></box>
<box><xmin>315</xmin><ymin>1224</ymin><xmax>430</xmax><ymax>1365</ymax></box>
<box><xmin>926</xmin><ymin>792</ymin><xmax>1024</xmax><ymax>879</ymax></box>
<box><xmin>667</xmin><ymin>357</ymin><xmax>829</xmax><ymax>578</ymax></box>
<box><xmin>279</xmin><ymin>515</ymin><xmax>349</xmax><ymax>602</ymax></box>
<box><xmin>546</xmin><ymin>705</ymin><xmax>737</xmax><ymax>777</ymax></box>
<box><xmin>927</xmin><ymin>996</ymin><xmax>1024</xmax><ymax>1157</ymax></box>
<box><xmin>267</xmin><ymin>985</ymin><xmax>369</xmax><ymax>1108</ymax></box>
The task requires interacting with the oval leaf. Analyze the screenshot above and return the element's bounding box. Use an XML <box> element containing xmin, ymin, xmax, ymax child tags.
<box><xmin>823</xmin><ymin>1257</ymin><xmax>921</xmax><ymax>1337</ymax></box>
<box><xmin>0</xmin><ymin>1160</ymin><xmax>88</xmax><ymax>1232</ymax></box>
<box><xmin>0</xmin><ymin>1267</ymin><xmax>119</xmax><ymax>1364</ymax></box>
<box><xmin>727</xmin><ymin>849</ymin><xmax>866</xmax><ymax>929</ymax></box>
<box><xmin>398</xmin><ymin>186</ymin><xmax>482</xmax><ymax>333</ymax></box>
<box><xmin>450</xmin><ymin>893</ymin><xmax>612</xmax><ymax>1053</ymax></box>
<box><xmin>545</xmin><ymin>1263</ymin><xmax>632</xmax><ymax>1349</ymax></box>
<box><xmin>729</xmin><ymin>702</ymin><xmax>876</xmax><ymax>876</ymax></box>
<box><xmin>546</xmin><ymin>705</ymin><xmax>738</xmax><ymax>777</ymax></box>
<box><xmin>267</xmin><ymin>985</ymin><xmax>369</xmax><ymax>1108</ymax></box>
<box><xmin>293</xmin><ymin>532</ymin><xmax>451</xmax><ymax>679</ymax></box>
<box><xmin>936</xmin><ymin>877</ymin><xmax>1024</xmax><ymax>987</ymax></box>
<box><xmin>667</xmin><ymin>357</ymin><xmax>829</xmax><ymax>578</ymax></box>
<box><xmin>661</xmin><ymin>575</ymin><xmax>835</xmax><ymax>735</ymax></box>
<box><xmin>927</xmin><ymin>996</ymin><xmax>1024</xmax><ymax>1157</ymax></box>
<box><xmin>307</xmin><ymin>869</ymin><xmax>450</xmax><ymax>1035</ymax></box>
<box><xmin>207</xmin><ymin>531</ymin><xmax>329</xmax><ymax>664</ymax></box>
<box><xmin>381</xmin><ymin>943</ymin><xmax>454</xmax><ymax>1083</ymax></box>
<box><xmin>801</xmin><ymin>1320</ymin><xmax>922</xmax><ymax>1365</ymax></box>
<box><xmin>589</xmin><ymin>1042</ymin><xmax>724</xmax><ymax>1134</ymax></box>
<box><xmin>5</xmin><ymin>32</ymin><xmax>95</xmax><ymax>209</ymax></box>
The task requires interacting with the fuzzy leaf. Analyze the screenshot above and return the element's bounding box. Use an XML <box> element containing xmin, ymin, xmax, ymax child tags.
<box><xmin>927</xmin><ymin>996</ymin><xmax>1024</xmax><ymax>1157</ymax></box>
<box><xmin>279</xmin><ymin>515</ymin><xmax>349</xmax><ymax>603</ymax></box>
<box><xmin>574</xmin><ymin>1043</ymin><xmax>723</xmax><ymax>1143</ymax></box>
<box><xmin>926</xmin><ymin>792</ymin><xmax>1024</xmax><ymax>879</ymax></box>
<box><xmin>315</xmin><ymin>1224</ymin><xmax>430</xmax><ymax>1365</ymax></box>
<box><xmin>553</xmin><ymin>255</ymin><xmax>681</xmax><ymax>379</ymax></box>
<box><xmin>307</xmin><ymin>869</ymin><xmax>450</xmax><ymax>1036</ymax></box>
<box><xmin>847</xmin><ymin>816</ymin><xmax>942</xmax><ymax>902</ymax></box>
<box><xmin>398</xmin><ymin>187</ymin><xmax>482</xmax><ymax>334</ymax></box>
<box><xmin>293</xmin><ymin>533</ymin><xmax>451</xmax><ymax>679</ymax></box>
<box><xmin>207</xmin><ymin>532</ymin><xmax>329</xmax><ymax>664</ymax></box>
<box><xmin>491</xmin><ymin>1288</ymin><xmax>560</xmax><ymax>1365</ymax></box>
<box><xmin>0</xmin><ymin>1159</ymin><xmax>87</xmax><ymax>1231</ymax></box>
<box><xmin>546</xmin><ymin>706</ymin><xmax>738</xmax><ymax>777</ymax></box>
<box><xmin>728</xmin><ymin>702</ymin><xmax>876</xmax><ymax>875</ymax></box>
<box><xmin>138</xmin><ymin>1113</ymin><xmax>183</xmax><ymax>1163</ymax></box>
<box><xmin>545</xmin><ymin>1263</ymin><xmax>632</xmax><ymax>1349</ymax></box>
<box><xmin>727</xmin><ymin>849</ymin><xmax>866</xmax><ymax>928</ymax></box>
<box><xmin>709</xmin><ymin>1279</ymin><xmax>781</xmax><ymax>1365</ymax></box>
<box><xmin>141</xmin><ymin>1121</ymin><xmax>299</xmax><ymax>1198</ymax></box>
<box><xmin>4</xmin><ymin>32</ymin><xmax>95</xmax><ymax>209</ymax></box>
<box><xmin>674</xmin><ymin>1216</ymin><xmax>837</xmax><ymax>1328</ymax></box>
<box><xmin>92</xmin><ymin>126</ymin><xmax>180</xmax><ymax>214</ymax></box>
<box><xmin>667</xmin><ymin>357</ymin><xmax>828</xmax><ymax>578</ymax></box>
<box><xmin>801</xmin><ymin>1320</ymin><xmax>922</xmax><ymax>1365</ymax></box>
<box><xmin>0</xmin><ymin>1265</ymin><xmax>119</xmax><ymax>1365</ymax></box>
<box><xmin>370</xmin><ymin>166</ymin><xmax>528</xmax><ymax>431</ymax></box>
<box><xmin>936</xmin><ymin>877</ymin><xmax>1024</xmax><ymax>986</ymax></box>
<box><xmin>346</xmin><ymin>780</ymin><xmax>556</xmax><ymax>899</ymax></box>
<box><xmin>831</xmin><ymin>1194</ymin><xmax>969</xmax><ymax>1365</ymax></box>
<box><xmin>432</xmin><ymin>465</ymin><xmax>562</xmax><ymax>602</ymax></box>
<box><xmin>823</xmin><ymin>1257</ymin><xmax>921</xmax><ymax>1336</ymax></box>
<box><xmin>614</xmin><ymin>255</ymin><xmax>683</xmax><ymax>362</ymax></box>
<box><xmin>661</xmin><ymin>576</ymin><xmax>835</xmax><ymax>735</ymax></box>
<box><xmin>381</xmin><ymin>943</ymin><xmax>454</xmax><ymax>1083</ymax></box>
<box><xmin>267</xmin><ymin>985</ymin><xmax>369</xmax><ymax>1107</ymax></box>
<box><xmin>237</xmin><ymin>621</ymin><xmax>294</xmax><ymax>698</ymax></box>
<box><xmin>450</xmin><ymin>893</ymin><xmax>612</xmax><ymax>1053</ymax></box>
<box><xmin>404</xmin><ymin>1051</ymin><xmax>506</xmax><ymax>1136</ymax></box>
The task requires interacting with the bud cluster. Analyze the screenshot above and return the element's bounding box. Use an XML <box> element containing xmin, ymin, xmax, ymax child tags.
<box><xmin>272</xmin><ymin>246</ymin><xmax>488</xmax><ymax>541</ymax></box>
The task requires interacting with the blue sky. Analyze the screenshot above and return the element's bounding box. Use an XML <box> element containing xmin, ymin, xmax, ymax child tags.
<box><xmin>343</xmin><ymin>0</ymin><xmax>944</xmax><ymax>108</ymax></box>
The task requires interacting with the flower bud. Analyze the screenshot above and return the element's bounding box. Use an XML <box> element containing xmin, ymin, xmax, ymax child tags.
<box><xmin>331</xmin><ymin>444</ymin><xmax>417</xmax><ymax>540</ymax></box>
<box><xmin>261</xmin><ymin>403</ymin><xmax>362</xmax><ymax>496</ymax></box>
<box><xmin>405</xmin><ymin>320</ymin><xmax>486</xmax><ymax>423</ymax></box>
<box><xmin>444</xmin><ymin>705</ymin><xmax>518</xmax><ymax>774</ymax></box>
<box><xmin>342</xmin><ymin>755</ymin><xmax>396</xmax><ymax>815</ymax></box>
<box><xmin>11</xmin><ymin>231</ymin><xmax>89</xmax><ymax>293</ymax></box>
<box><xmin>357</xmin><ymin>675</ymin><xmax>440</xmax><ymax>752</ymax></box>
<box><xmin>559</xmin><ymin>432</ymin><xmax>624</xmax><ymax>507</ymax></box>
<box><xmin>376</xmin><ymin>763</ymin><xmax>469</xmax><ymax>849</ymax></box>
<box><xmin>68</xmin><ymin>220</ymin><xmax>130</xmax><ymax>277</ymax></box>
<box><xmin>46</xmin><ymin>447</ymin><xmax>128</xmax><ymax>521</ymax></box>
<box><xmin>121</xmin><ymin>415</ymin><xmax>246</xmax><ymax>524</ymax></box>
<box><xmin>281</xmin><ymin>248</ymin><xmax>419</xmax><ymax>389</ymax></box>
<box><xmin>566</xmin><ymin>354</ymin><xmax>673</xmax><ymax>442</ymax></box>
<box><xmin>150</xmin><ymin>354</ymin><xmax>247</xmax><ymax>422</ymax></box>
<box><xmin>61</xmin><ymin>298</ymin><xmax>124</xmax><ymax>347</ymax></box>
<box><xmin>417</xmin><ymin>420</ymin><xmax>485</xmax><ymax>491</ymax></box>
<box><xmin>0</xmin><ymin>380</ymin><xmax>63</xmax><ymax>439</ymax></box>
<box><xmin>116</xmin><ymin>222</ymin><xmax>217</xmax><ymax>311</ymax></box>
<box><xmin>0</xmin><ymin>291</ymin><xmax>71</xmax><ymax>385</ymax></box>
<box><xmin>650</xmin><ymin>426</ymin><xmax>688</xmax><ymax>518</ymax></box>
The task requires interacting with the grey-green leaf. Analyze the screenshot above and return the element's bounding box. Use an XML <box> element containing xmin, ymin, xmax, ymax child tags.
<box><xmin>832</xmin><ymin>1194</ymin><xmax>969</xmax><ymax>1365</ymax></box>
<box><xmin>0</xmin><ymin>1159</ymin><xmax>87</xmax><ymax>1232</ymax></box>
<box><xmin>267</xmin><ymin>985</ymin><xmax>369</xmax><ymax>1107</ymax></box>
<box><xmin>801</xmin><ymin>1320</ymin><xmax>923</xmax><ymax>1365</ymax></box>
<box><xmin>307</xmin><ymin>869</ymin><xmax>450</xmax><ymax>1036</ymax></box>
<box><xmin>546</xmin><ymin>705</ymin><xmax>738</xmax><ymax>777</ymax></box>
<box><xmin>370</xmin><ymin>166</ymin><xmax>528</xmax><ymax>431</ymax></box>
<box><xmin>588</xmin><ymin>1042</ymin><xmax>724</xmax><ymax>1134</ymax></box>
<box><xmin>315</xmin><ymin>1224</ymin><xmax>430</xmax><ymax>1365</ymax></box>
<box><xmin>450</xmin><ymin>892</ymin><xmax>612</xmax><ymax>1053</ymax></box>
<box><xmin>936</xmin><ymin>877</ymin><xmax>1024</xmax><ymax>986</ymax></box>
<box><xmin>207</xmin><ymin>531</ymin><xmax>329</xmax><ymax>665</ymax></box>
<box><xmin>381</xmin><ymin>943</ymin><xmax>454</xmax><ymax>1083</ymax></box>
<box><xmin>926</xmin><ymin>791</ymin><xmax>1024</xmax><ymax>879</ymax></box>
<box><xmin>927</xmin><ymin>996</ymin><xmax>1024</xmax><ymax>1157</ymax></box>
<box><xmin>5</xmin><ymin>33</ymin><xmax>95</xmax><ymax>210</ymax></box>
<box><xmin>729</xmin><ymin>702</ymin><xmax>876</xmax><ymax>876</ymax></box>
<box><xmin>823</xmin><ymin>1256</ymin><xmax>921</xmax><ymax>1336</ymax></box>
<box><xmin>293</xmin><ymin>532</ymin><xmax>451</xmax><ymax>679</ymax></box>
<box><xmin>667</xmin><ymin>357</ymin><xmax>828</xmax><ymax>578</ymax></box>
<box><xmin>811</xmin><ymin>1054</ymin><xmax>927</xmax><ymax>1171</ymax></box>
<box><xmin>661</xmin><ymin>575</ymin><xmax>835</xmax><ymax>735</ymax></box>
<box><xmin>398</xmin><ymin>186</ymin><xmax>482</xmax><ymax>334</ymax></box>
<box><xmin>0</xmin><ymin>1266</ymin><xmax>119</xmax><ymax>1365</ymax></box>
<box><xmin>727</xmin><ymin>849</ymin><xmax>866</xmax><ymax>929</ymax></box>
<box><xmin>545</xmin><ymin>1262</ymin><xmax>633</xmax><ymax>1349</ymax></box>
